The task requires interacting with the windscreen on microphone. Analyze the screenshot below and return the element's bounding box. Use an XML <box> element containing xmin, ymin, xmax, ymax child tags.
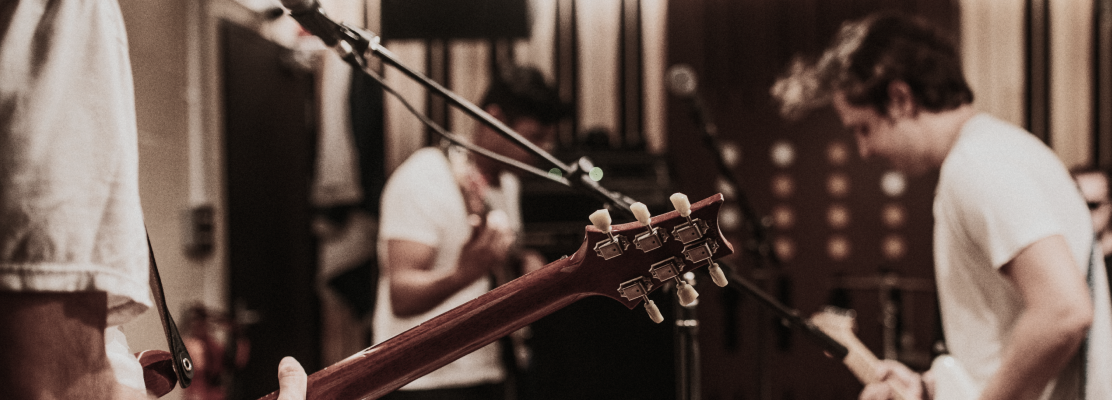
<box><xmin>666</xmin><ymin>64</ymin><xmax>698</xmax><ymax>98</ymax></box>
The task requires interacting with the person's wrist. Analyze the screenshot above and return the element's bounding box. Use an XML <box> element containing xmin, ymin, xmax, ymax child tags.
<box><xmin>453</xmin><ymin>259</ymin><xmax>482</xmax><ymax>285</ymax></box>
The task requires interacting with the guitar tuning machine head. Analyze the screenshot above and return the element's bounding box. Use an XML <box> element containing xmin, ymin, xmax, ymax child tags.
<box><xmin>590</xmin><ymin>209</ymin><xmax>628</xmax><ymax>260</ymax></box>
<box><xmin>649</xmin><ymin>257</ymin><xmax>699</xmax><ymax>306</ymax></box>
<box><xmin>670</xmin><ymin>193</ymin><xmax>708</xmax><ymax>245</ymax></box>
<box><xmin>630</xmin><ymin>202</ymin><xmax>669</xmax><ymax>253</ymax></box>
<box><xmin>617</xmin><ymin>277</ymin><xmax>664</xmax><ymax>323</ymax></box>
<box><xmin>676</xmin><ymin>280</ymin><xmax>699</xmax><ymax>306</ymax></box>
<box><xmin>708</xmin><ymin>261</ymin><xmax>728</xmax><ymax>287</ymax></box>
<box><xmin>589</xmin><ymin>209</ymin><xmax>613</xmax><ymax>233</ymax></box>
<box><xmin>670</xmin><ymin>193</ymin><xmax>692</xmax><ymax>219</ymax></box>
<box><xmin>631</xmin><ymin>202</ymin><xmax>653</xmax><ymax>227</ymax></box>
<box><xmin>644</xmin><ymin>299</ymin><xmax>664</xmax><ymax>323</ymax></box>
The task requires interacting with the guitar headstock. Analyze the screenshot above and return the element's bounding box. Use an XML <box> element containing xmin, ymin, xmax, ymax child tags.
<box><xmin>810</xmin><ymin>306</ymin><xmax>858</xmax><ymax>345</ymax></box>
<box><xmin>561</xmin><ymin>193</ymin><xmax>734</xmax><ymax>322</ymax></box>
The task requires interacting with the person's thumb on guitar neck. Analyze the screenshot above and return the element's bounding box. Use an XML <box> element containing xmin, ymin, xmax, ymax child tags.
<box><xmin>276</xmin><ymin>356</ymin><xmax>307</xmax><ymax>400</ymax></box>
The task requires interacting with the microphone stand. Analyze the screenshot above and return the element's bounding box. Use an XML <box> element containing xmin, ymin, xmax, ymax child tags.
<box><xmin>315</xmin><ymin>22</ymin><xmax>640</xmax><ymax>218</ymax></box>
<box><xmin>700</xmin><ymin>103</ymin><xmax>778</xmax><ymax>400</ymax></box>
<box><xmin>676</xmin><ymin>76</ymin><xmax>846</xmax><ymax>400</ymax></box>
<box><xmin>675</xmin><ymin>272</ymin><xmax>701</xmax><ymax>400</ymax></box>
<box><xmin>289</xmin><ymin>13</ymin><xmax>848</xmax><ymax>398</ymax></box>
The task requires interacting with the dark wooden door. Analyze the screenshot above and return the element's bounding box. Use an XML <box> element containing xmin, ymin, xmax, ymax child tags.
<box><xmin>223</xmin><ymin>20</ymin><xmax>320</xmax><ymax>399</ymax></box>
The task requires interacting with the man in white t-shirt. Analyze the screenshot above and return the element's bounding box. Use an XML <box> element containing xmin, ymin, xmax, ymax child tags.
<box><xmin>374</xmin><ymin>66</ymin><xmax>568</xmax><ymax>400</ymax></box>
<box><xmin>772</xmin><ymin>11</ymin><xmax>1112</xmax><ymax>400</ymax></box>
<box><xmin>0</xmin><ymin>1</ymin><xmax>306</xmax><ymax>398</ymax></box>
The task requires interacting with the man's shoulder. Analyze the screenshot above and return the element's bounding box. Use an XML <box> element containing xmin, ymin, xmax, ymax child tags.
<box><xmin>380</xmin><ymin>147</ymin><xmax>460</xmax><ymax>215</ymax></box>
<box><xmin>389</xmin><ymin>148</ymin><xmax>450</xmax><ymax>181</ymax></box>
<box><xmin>958</xmin><ymin>114</ymin><xmax>1042</xmax><ymax>150</ymax></box>
<box><xmin>401</xmin><ymin>147</ymin><xmax>449</xmax><ymax>167</ymax></box>
<box><xmin>946</xmin><ymin>114</ymin><xmax>1050</xmax><ymax>172</ymax></box>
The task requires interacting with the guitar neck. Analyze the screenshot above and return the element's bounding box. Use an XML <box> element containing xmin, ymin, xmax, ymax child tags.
<box><xmin>828</xmin><ymin>327</ymin><xmax>916</xmax><ymax>400</ymax></box>
<box><xmin>259</xmin><ymin>253</ymin><xmax>589</xmax><ymax>400</ymax></box>
<box><xmin>837</xmin><ymin>333</ymin><xmax>885</xmax><ymax>385</ymax></box>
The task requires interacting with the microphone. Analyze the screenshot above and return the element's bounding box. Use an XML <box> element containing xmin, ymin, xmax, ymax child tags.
<box><xmin>666</xmin><ymin>64</ymin><xmax>716</xmax><ymax>136</ymax></box>
<box><xmin>666</xmin><ymin>64</ymin><xmax>699</xmax><ymax>99</ymax></box>
<box><xmin>279</xmin><ymin>0</ymin><xmax>344</xmax><ymax>46</ymax></box>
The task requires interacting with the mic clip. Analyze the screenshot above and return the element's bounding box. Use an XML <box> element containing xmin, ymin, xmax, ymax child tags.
<box><xmin>287</xmin><ymin>5</ymin><xmax>376</xmax><ymax>69</ymax></box>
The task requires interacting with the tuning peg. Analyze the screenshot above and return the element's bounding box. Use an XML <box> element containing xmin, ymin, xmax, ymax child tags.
<box><xmin>670</xmin><ymin>193</ymin><xmax>691</xmax><ymax>218</ymax></box>
<box><xmin>619</xmin><ymin>277</ymin><xmax>665</xmax><ymax>323</ymax></box>
<box><xmin>631</xmin><ymin>202</ymin><xmax>652</xmax><ymax>226</ymax></box>
<box><xmin>630</xmin><ymin>202</ymin><xmax>669</xmax><ymax>253</ymax></box>
<box><xmin>676</xmin><ymin>280</ymin><xmax>699</xmax><ymax>306</ymax></box>
<box><xmin>644</xmin><ymin>299</ymin><xmax>665</xmax><ymax>323</ymax></box>
<box><xmin>708</xmin><ymin>262</ymin><xmax>728</xmax><ymax>287</ymax></box>
<box><xmin>670</xmin><ymin>193</ymin><xmax>709</xmax><ymax>245</ymax></box>
<box><xmin>589</xmin><ymin>209</ymin><xmax>612</xmax><ymax>233</ymax></box>
<box><xmin>591</xmin><ymin>209</ymin><xmax>628</xmax><ymax>260</ymax></box>
<box><xmin>649</xmin><ymin>258</ymin><xmax>699</xmax><ymax>306</ymax></box>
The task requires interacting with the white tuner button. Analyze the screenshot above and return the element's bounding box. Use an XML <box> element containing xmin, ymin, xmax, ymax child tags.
<box><xmin>677</xmin><ymin>281</ymin><xmax>699</xmax><ymax>306</ymax></box>
<box><xmin>631</xmin><ymin>202</ymin><xmax>652</xmax><ymax>226</ymax></box>
<box><xmin>644</xmin><ymin>299</ymin><xmax>665</xmax><ymax>323</ymax></box>
<box><xmin>670</xmin><ymin>193</ymin><xmax>691</xmax><ymax>217</ymax></box>
<box><xmin>708</xmin><ymin>262</ymin><xmax>728</xmax><ymax>287</ymax></box>
<box><xmin>589</xmin><ymin>209</ymin><xmax>612</xmax><ymax>233</ymax></box>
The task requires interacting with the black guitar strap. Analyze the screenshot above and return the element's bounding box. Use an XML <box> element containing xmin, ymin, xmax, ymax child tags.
<box><xmin>146</xmin><ymin>232</ymin><xmax>194</xmax><ymax>388</ymax></box>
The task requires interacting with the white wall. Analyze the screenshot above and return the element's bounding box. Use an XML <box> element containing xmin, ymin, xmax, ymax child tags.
<box><xmin>119</xmin><ymin>1</ymin><xmax>219</xmax><ymax>400</ymax></box>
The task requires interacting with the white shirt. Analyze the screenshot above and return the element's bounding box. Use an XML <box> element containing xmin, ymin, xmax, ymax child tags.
<box><xmin>933</xmin><ymin>113</ymin><xmax>1112</xmax><ymax>399</ymax></box>
<box><xmin>0</xmin><ymin>0</ymin><xmax>151</xmax><ymax>389</ymax></box>
<box><xmin>374</xmin><ymin>147</ymin><xmax>519</xmax><ymax>389</ymax></box>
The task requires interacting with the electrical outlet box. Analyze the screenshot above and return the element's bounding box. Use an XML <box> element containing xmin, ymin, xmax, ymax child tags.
<box><xmin>185</xmin><ymin>205</ymin><xmax>215</xmax><ymax>258</ymax></box>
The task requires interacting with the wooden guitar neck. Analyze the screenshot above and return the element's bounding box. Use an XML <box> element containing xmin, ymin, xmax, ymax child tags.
<box><xmin>259</xmin><ymin>254</ymin><xmax>589</xmax><ymax>400</ymax></box>
<box><xmin>810</xmin><ymin>308</ymin><xmax>918</xmax><ymax>400</ymax></box>
<box><xmin>257</xmin><ymin>194</ymin><xmax>733</xmax><ymax>400</ymax></box>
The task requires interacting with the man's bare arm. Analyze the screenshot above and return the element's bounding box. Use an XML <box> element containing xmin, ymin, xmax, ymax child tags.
<box><xmin>0</xmin><ymin>291</ymin><xmax>130</xmax><ymax>400</ymax></box>
<box><xmin>981</xmin><ymin>235</ymin><xmax>1093</xmax><ymax>400</ymax></box>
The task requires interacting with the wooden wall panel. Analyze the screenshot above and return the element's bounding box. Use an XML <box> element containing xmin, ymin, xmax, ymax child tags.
<box><xmin>666</xmin><ymin>1</ymin><xmax>957</xmax><ymax>399</ymax></box>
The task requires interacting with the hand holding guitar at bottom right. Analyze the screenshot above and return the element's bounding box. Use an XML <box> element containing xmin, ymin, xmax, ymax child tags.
<box><xmin>859</xmin><ymin>360</ymin><xmax>933</xmax><ymax>400</ymax></box>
